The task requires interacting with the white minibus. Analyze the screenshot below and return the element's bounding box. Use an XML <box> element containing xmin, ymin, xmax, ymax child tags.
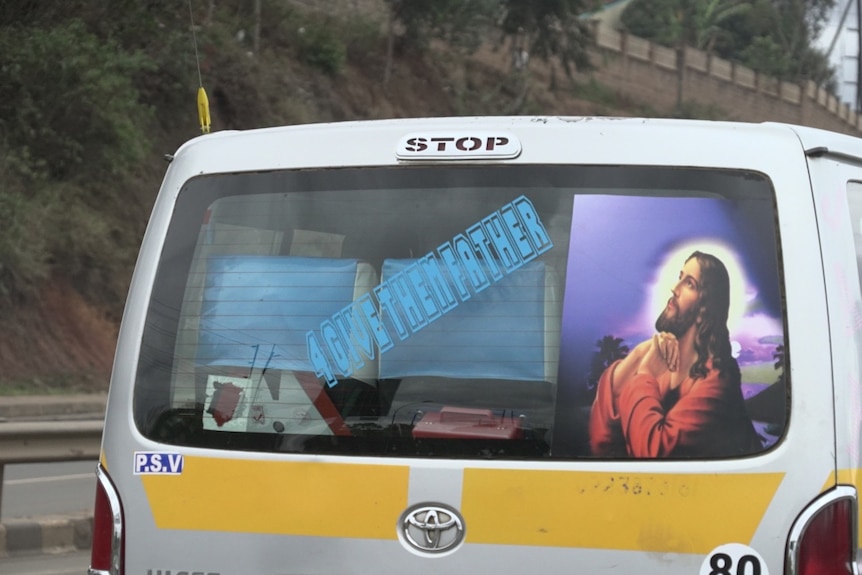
<box><xmin>90</xmin><ymin>116</ymin><xmax>862</xmax><ymax>575</ymax></box>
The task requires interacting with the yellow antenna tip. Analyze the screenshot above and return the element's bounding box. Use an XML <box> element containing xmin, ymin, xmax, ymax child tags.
<box><xmin>197</xmin><ymin>86</ymin><xmax>211</xmax><ymax>134</ymax></box>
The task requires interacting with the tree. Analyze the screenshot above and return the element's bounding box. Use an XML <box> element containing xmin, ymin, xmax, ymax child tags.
<box><xmin>621</xmin><ymin>0</ymin><xmax>750</xmax><ymax>111</ymax></box>
<box><xmin>497</xmin><ymin>0</ymin><xmax>597</xmax><ymax>76</ymax></box>
<box><xmin>622</xmin><ymin>0</ymin><xmax>751</xmax><ymax>53</ymax></box>
<box><xmin>692</xmin><ymin>0</ymin><xmax>752</xmax><ymax>53</ymax></box>
<box><xmin>382</xmin><ymin>0</ymin><xmax>497</xmax><ymax>87</ymax></box>
<box><xmin>760</xmin><ymin>0</ymin><xmax>836</xmax><ymax>87</ymax></box>
<box><xmin>381</xmin><ymin>0</ymin><xmax>599</xmax><ymax>105</ymax></box>
<box><xmin>773</xmin><ymin>344</ymin><xmax>786</xmax><ymax>373</ymax></box>
<box><xmin>0</xmin><ymin>20</ymin><xmax>150</xmax><ymax>181</ymax></box>
<box><xmin>0</xmin><ymin>2</ymin><xmax>192</xmax><ymax>304</ymax></box>
<box><xmin>586</xmin><ymin>335</ymin><xmax>630</xmax><ymax>399</ymax></box>
<box><xmin>718</xmin><ymin>0</ymin><xmax>836</xmax><ymax>88</ymax></box>
<box><xmin>620</xmin><ymin>0</ymin><xmax>838</xmax><ymax>105</ymax></box>
<box><xmin>493</xmin><ymin>0</ymin><xmax>598</xmax><ymax>111</ymax></box>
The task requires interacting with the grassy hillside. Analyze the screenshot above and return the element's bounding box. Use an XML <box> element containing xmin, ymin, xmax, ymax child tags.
<box><xmin>0</xmin><ymin>1</ymin><xmax>641</xmax><ymax>394</ymax></box>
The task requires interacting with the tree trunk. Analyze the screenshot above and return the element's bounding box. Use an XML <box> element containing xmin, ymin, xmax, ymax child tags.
<box><xmin>383</xmin><ymin>9</ymin><xmax>395</xmax><ymax>89</ymax></box>
<box><xmin>507</xmin><ymin>72</ymin><xmax>531</xmax><ymax>114</ymax></box>
<box><xmin>676</xmin><ymin>44</ymin><xmax>685</xmax><ymax>113</ymax></box>
<box><xmin>205</xmin><ymin>0</ymin><xmax>215</xmax><ymax>26</ymax></box>
<box><xmin>253</xmin><ymin>0</ymin><xmax>261</xmax><ymax>56</ymax></box>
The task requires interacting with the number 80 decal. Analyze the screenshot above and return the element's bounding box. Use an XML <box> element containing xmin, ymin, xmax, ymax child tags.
<box><xmin>699</xmin><ymin>543</ymin><xmax>768</xmax><ymax>575</ymax></box>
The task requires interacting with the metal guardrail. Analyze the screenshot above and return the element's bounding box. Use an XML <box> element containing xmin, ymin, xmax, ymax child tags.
<box><xmin>0</xmin><ymin>420</ymin><xmax>103</xmax><ymax>518</ymax></box>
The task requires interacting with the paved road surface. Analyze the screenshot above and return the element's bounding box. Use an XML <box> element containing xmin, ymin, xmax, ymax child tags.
<box><xmin>0</xmin><ymin>549</ymin><xmax>89</xmax><ymax>575</ymax></box>
<box><xmin>0</xmin><ymin>461</ymin><xmax>96</xmax><ymax>574</ymax></box>
<box><xmin>1</xmin><ymin>461</ymin><xmax>97</xmax><ymax>521</ymax></box>
<box><xmin>0</xmin><ymin>396</ymin><xmax>103</xmax><ymax>572</ymax></box>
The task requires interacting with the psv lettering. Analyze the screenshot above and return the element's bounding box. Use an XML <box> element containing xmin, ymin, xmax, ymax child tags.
<box><xmin>134</xmin><ymin>452</ymin><xmax>184</xmax><ymax>475</ymax></box>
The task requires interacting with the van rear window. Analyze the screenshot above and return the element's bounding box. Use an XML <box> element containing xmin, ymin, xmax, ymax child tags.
<box><xmin>134</xmin><ymin>165</ymin><xmax>787</xmax><ymax>459</ymax></box>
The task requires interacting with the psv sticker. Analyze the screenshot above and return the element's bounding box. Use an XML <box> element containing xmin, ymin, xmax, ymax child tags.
<box><xmin>396</xmin><ymin>131</ymin><xmax>521</xmax><ymax>160</ymax></box>
<box><xmin>133</xmin><ymin>451</ymin><xmax>184</xmax><ymax>475</ymax></box>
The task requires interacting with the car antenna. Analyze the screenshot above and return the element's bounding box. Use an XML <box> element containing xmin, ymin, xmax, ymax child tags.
<box><xmin>188</xmin><ymin>0</ymin><xmax>211</xmax><ymax>134</ymax></box>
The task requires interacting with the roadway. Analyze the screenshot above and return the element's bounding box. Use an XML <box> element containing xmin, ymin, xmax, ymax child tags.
<box><xmin>0</xmin><ymin>549</ymin><xmax>89</xmax><ymax>575</ymax></box>
<box><xmin>1</xmin><ymin>461</ymin><xmax>97</xmax><ymax>575</ymax></box>
<box><xmin>1</xmin><ymin>461</ymin><xmax>97</xmax><ymax>520</ymax></box>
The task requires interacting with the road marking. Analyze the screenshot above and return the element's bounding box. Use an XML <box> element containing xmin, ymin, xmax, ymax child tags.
<box><xmin>5</xmin><ymin>473</ymin><xmax>94</xmax><ymax>486</ymax></box>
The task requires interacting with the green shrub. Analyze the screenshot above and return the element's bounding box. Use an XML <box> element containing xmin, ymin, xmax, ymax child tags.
<box><xmin>295</xmin><ymin>19</ymin><xmax>347</xmax><ymax>76</ymax></box>
<box><xmin>0</xmin><ymin>153</ymin><xmax>54</xmax><ymax>299</ymax></box>
<box><xmin>0</xmin><ymin>19</ymin><xmax>153</xmax><ymax>181</ymax></box>
<box><xmin>343</xmin><ymin>16</ymin><xmax>386</xmax><ymax>66</ymax></box>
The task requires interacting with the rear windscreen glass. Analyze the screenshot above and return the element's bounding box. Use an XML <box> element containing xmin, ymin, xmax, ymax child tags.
<box><xmin>134</xmin><ymin>165</ymin><xmax>787</xmax><ymax>459</ymax></box>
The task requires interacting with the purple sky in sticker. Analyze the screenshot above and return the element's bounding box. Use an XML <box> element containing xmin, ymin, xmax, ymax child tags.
<box><xmin>556</xmin><ymin>194</ymin><xmax>785</xmax><ymax>394</ymax></box>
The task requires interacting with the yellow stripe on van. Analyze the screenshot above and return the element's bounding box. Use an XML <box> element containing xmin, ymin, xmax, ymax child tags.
<box><xmin>141</xmin><ymin>456</ymin><xmax>409</xmax><ymax>539</ymax></box>
<box><xmin>462</xmin><ymin>469</ymin><xmax>784</xmax><ymax>554</ymax></box>
<box><xmin>822</xmin><ymin>468</ymin><xmax>859</xmax><ymax>490</ymax></box>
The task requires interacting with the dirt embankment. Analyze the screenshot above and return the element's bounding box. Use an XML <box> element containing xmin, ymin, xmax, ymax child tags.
<box><xmin>3</xmin><ymin>43</ymin><xmax>628</xmax><ymax>394</ymax></box>
<box><xmin>1</xmin><ymin>281</ymin><xmax>119</xmax><ymax>392</ymax></box>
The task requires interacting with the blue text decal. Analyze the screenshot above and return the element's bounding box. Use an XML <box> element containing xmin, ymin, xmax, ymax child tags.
<box><xmin>306</xmin><ymin>195</ymin><xmax>553</xmax><ymax>387</ymax></box>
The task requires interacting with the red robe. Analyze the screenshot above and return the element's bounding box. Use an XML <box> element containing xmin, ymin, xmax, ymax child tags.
<box><xmin>589</xmin><ymin>359</ymin><xmax>761</xmax><ymax>458</ymax></box>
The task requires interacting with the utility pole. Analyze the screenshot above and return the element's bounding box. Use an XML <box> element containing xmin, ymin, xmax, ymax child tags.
<box><xmin>825</xmin><ymin>0</ymin><xmax>858</xmax><ymax>108</ymax></box>
<box><xmin>857</xmin><ymin>0</ymin><xmax>861</xmax><ymax>111</ymax></box>
<box><xmin>826</xmin><ymin>0</ymin><xmax>854</xmax><ymax>57</ymax></box>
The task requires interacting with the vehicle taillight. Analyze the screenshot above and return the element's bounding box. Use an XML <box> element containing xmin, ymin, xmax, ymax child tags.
<box><xmin>789</xmin><ymin>486</ymin><xmax>857</xmax><ymax>575</ymax></box>
<box><xmin>89</xmin><ymin>466</ymin><xmax>124</xmax><ymax>575</ymax></box>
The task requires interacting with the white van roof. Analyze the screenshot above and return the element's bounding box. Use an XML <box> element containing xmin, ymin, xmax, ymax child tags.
<box><xmin>166</xmin><ymin>116</ymin><xmax>862</xmax><ymax>178</ymax></box>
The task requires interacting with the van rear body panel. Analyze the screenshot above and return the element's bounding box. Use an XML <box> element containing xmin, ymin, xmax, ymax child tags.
<box><xmin>94</xmin><ymin>117</ymin><xmax>860</xmax><ymax>575</ymax></box>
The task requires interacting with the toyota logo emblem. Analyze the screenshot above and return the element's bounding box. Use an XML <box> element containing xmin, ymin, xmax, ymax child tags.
<box><xmin>399</xmin><ymin>503</ymin><xmax>466</xmax><ymax>555</ymax></box>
